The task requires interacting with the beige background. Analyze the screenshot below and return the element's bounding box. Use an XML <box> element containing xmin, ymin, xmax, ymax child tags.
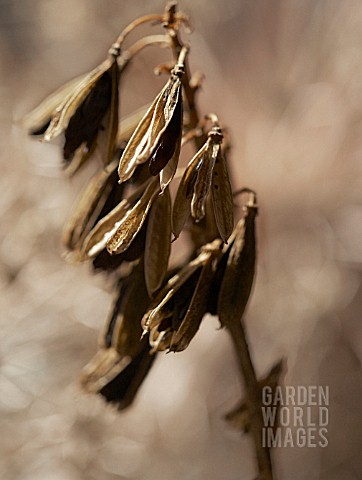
<box><xmin>1</xmin><ymin>1</ymin><xmax>362</xmax><ymax>479</ymax></box>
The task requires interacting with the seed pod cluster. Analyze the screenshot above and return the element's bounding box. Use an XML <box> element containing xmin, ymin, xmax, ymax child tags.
<box><xmin>24</xmin><ymin>5</ymin><xmax>266</xmax><ymax>417</ymax></box>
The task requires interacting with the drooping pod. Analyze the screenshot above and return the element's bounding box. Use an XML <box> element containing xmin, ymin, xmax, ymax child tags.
<box><xmin>117</xmin><ymin>48</ymin><xmax>187</xmax><ymax>191</ymax></box>
<box><xmin>80</xmin><ymin>260</ymin><xmax>155</xmax><ymax>409</ymax></box>
<box><xmin>141</xmin><ymin>239</ymin><xmax>222</xmax><ymax>353</ymax></box>
<box><xmin>217</xmin><ymin>190</ymin><xmax>258</xmax><ymax>327</ymax></box>
<box><xmin>23</xmin><ymin>43</ymin><xmax>122</xmax><ymax>173</ymax></box>
<box><xmin>172</xmin><ymin>122</ymin><xmax>234</xmax><ymax>243</ymax></box>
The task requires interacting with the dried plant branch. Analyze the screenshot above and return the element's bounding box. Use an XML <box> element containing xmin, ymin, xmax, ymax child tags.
<box><xmin>227</xmin><ymin>319</ymin><xmax>274</xmax><ymax>480</ymax></box>
<box><xmin>24</xmin><ymin>4</ymin><xmax>280</xmax><ymax>480</ymax></box>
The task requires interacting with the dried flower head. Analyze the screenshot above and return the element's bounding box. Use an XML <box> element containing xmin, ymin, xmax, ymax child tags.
<box><xmin>23</xmin><ymin>44</ymin><xmax>121</xmax><ymax>173</ymax></box>
<box><xmin>172</xmin><ymin>120</ymin><xmax>234</xmax><ymax>242</ymax></box>
<box><xmin>117</xmin><ymin>47</ymin><xmax>187</xmax><ymax>191</ymax></box>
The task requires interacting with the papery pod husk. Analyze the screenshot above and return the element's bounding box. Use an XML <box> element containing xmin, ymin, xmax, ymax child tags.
<box><xmin>102</xmin><ymin>258</ymin><xmax>150</xmax><ymax>355</ymax></box>
<box><xmin>172</xmin><ymin>143</ymin><xmax>205</xmax><ymax>239</ymax></box>
<box><xmin>80</xmin><ymin>178</ymin><xmax>153</xmax><ymax>259</ymax></box>
<box><xmin>62</xmin><ymin>61</ymin><xmax>115</xmax><ymax>164</ymax></box>
<box><xmin>211</xmin><ymin>149</ymin><xmax>234</xmax><ymax>243</ymax></box>
<box><xmin>142</xmin><ymin>248</ymin><xmax>212</xmax><ymax>334</ymax></box>
<box><xmin>189</xmin><ymin>194</ymin><xmax>221</xmax><ymax>250</ymax></box>
<box><xmin>92</xmin><ymin>218</ymin><xmax>147</xmax><ymax>272</ymax></box>
<box><xmin>144</xmin><ymin>187</ymin><xmax>172</xmax><ymax>297</ymax></box>
<box><xmin>80</xmin><ymin>260</ymin><xmax>156</xmax><ymax>409</ymax></box>
<box><xmin>44</xmin><ymin>58</ymin><xmax>114</xmax><ymax>142</ymax></box>
<box><xmin>98</xmin><ymin>343</ymin><xmax>155</xmax><ymax>408</ymax></box>
<box><xmin>142</xmin><ymin>75</ymin><xmax>182</xmax><ymax>164</ymax></box>
<box><xmin>225</xmin><ymin>360</ymin><xmax>283</xmax><ymax>433</ymax></box>
<box><xmin>159</xmin><ymin>134</ymin><xmax>181</xmax><ymax>192</ymax></box>
<box><xmin>22</xmin><ymin>73</ymin><xmax>88</xmax><ymax>134</ymax></box>
<box><xmin>148</xmin><ymin>88</ymin><xmax>182</xmax><ymax>177</ymax></box>
<box><xmin>62</xmin><ymin>160</ymin><xmax>120</xmax><ymax>251</ymax></box>
<box><xmin>217</xmin><ymin>201</ymin><xmax>258</xmax><ymax>327</ymax></box>
<box><xmin>64</xmin><ymin>141</ymin><xmax>97</xmax><ymax>177</ymax></box>
<box><xmin>169</xmin><ymin>246</ymin><xmax>221</xmax><ymax>352</ymax></box>
<box><xmin>93</xmin><ymin>58</ymin><xmax>120</xmax><ymax>167</ymax></box>
<box><xmin>116</xmin><ymin>104</ymin><xmax>151</xmax><ymax>148</ymax></box>
<box><xmin>191</xmin><ymin>139</ymin><xmax>219</xmax><ymax>222</ymax></box>
<box><xmin>117</xmin><ymin>73</ymin><xmax>182</xmax><ymax>184</ymax></box>
<box><xmin>106</xmin><ymin>178</ymin><xmax>160</xmax><ymax>255</ymax></box>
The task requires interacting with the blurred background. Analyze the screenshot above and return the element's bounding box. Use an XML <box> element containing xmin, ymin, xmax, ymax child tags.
<box><xmin>1</xmin><ymin>0</ymin><xmax>362</xmax><ymax>479</ymax></box>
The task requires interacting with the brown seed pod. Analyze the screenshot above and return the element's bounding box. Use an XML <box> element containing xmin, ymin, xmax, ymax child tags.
<box><xmin>62</xmin><ymin>160</ymin><xmax>120</xmax><ymax>252</ymax></box>
<box><xmin>106</xmin><ymin>178</ymin><xmax>160</xmax><ymax>255</ymax></box>
<box><xmin>117</xmin><ymin>49</ymin><xmax>187</xmax><ymax>186</ymax></box>
<box><xmin>23</xmin><ymin>46</ymin><xmax>121</xmax><ymax>172</ymax></box>
<box><xmin>144</xmin><ymin>187</ymin><xmax>172</xmax><ymax>297</ymax></box>
<box><xmin>211</xmin><ymin>149</ymin><xmax>234</xmax><ymax>243</ymax></box>
<box><xmin>172</xmin><ymin>122</ymin><xmax>233</xmax><ymax>243</ymax></box>
<box><xmin>217</xmin><ymin>191</ymin><xmax>258</xmax><ymax>327</ymax></box>
<box><xmin>80</xmin><ymin>178</ymin><xmax>155</xmax><ymax>259</ymax></box>
<box><xmin>80</xmin><ymin>260</ymin><xmax>155</xmax><ymax>409</ymax></box>
<box><xmin>142</xmin><ymin>239</ymin><xmax>222</xmax><ymax>353</ymax></box>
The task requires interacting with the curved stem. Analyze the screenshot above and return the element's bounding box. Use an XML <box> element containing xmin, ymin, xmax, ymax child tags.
<box><xmin>115</xmin><ymin>13</ymin><xmax>164</xmax><ymax>46</ymax></box>
<box><xmin>227</xmin><ymin>319</ymin><xmax>274</xmax><ymax>480</ymax></box>
<box><xmin>127</xmin><ymin>34</ymin><xmax>170</xmax><ymax>59</ymax></box>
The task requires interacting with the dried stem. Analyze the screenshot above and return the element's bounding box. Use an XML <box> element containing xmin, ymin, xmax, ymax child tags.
<box><xmin>227</xmin><ymin>319</ymin><xmax>274</xmax><ymax>480</ymax></box>
<box><xmin>124</xmin><ymin>34</ymin><xmax>171</xmax><ymax>61</ymax></box>
<box><xmin>115</xmin><ymin>13</ymin><xmax>164</xmax><ymax>46</ymax></box>
<box><xmin>164</xmin><ymin>2</ymin><xmax>206</xmax><ymax>150</ymax></box>
<box><xmin>163</xmin><ymin>4</ymin><xmax>275</xmax><ymax>480</ymax></box>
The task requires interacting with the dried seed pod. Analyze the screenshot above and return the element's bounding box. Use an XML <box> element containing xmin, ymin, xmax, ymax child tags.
<box><xmin>80</xmin><ymin>260</ymin><xmax>155</xmax><ymax>409</ymax></box>
<box><xmin>172</xmin><ymin>122</ymin><xmax>233</xmax><ymax>243</ymax></box>
<box><xmin>144</xmin><ymin>187</ymin><xmax>172</xmax><ymax>296</ymax></box>
<box><xmin>117</xmin><ymin>49</ymin><xmax>187</xmax><ymax>185</ymax></box>
<box><xmin>211</xmin><ymin>149</ymin><xmax>234</xmax><ymax>243</ymax></box>
<box><xmin>92</xmin><ymin>216</ymin><xmax>148</xmax><ymax>272</ymax></box>
<box><xmin>217</xmin><ymin>191</ymin><xmax>258</xmax><ymax>327</ymax></box>
<box><xmin>142</xmin><ymin>239</ymin><xmax>222</xmax><ymax>352</ymax></box>
<box><xmin>62</xmin><ymin>160</ymin><xmax>120</xmax><ymax>252</ymax></box>
<box><xmin>106</xmin><ymin>177</ymin><xmax>160</xmax><ymax>255</ymax></box>
<box><xmin>191</xmin><ymin>135</ymin><xmax>221</xmax><ymax>221</ymax></box>
<box><xmin>172</xmin><ymin>143</ymin><xmax>204</xmax><ymax>239</ymax></box>
<box><xmin>80</xmin><ymin>178</ymin><xmax>155</xmax><ymax>259</ymax></box>
<box><xmin>23</xmin><ymin>46</ymin><xmax>121</xmax><ymax>171</ymax></box>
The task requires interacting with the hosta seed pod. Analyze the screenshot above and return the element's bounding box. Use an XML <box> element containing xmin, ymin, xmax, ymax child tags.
<box><xmin>117</xmin><ymin>49</ymin><xmax>187</xmax><ymax>186</ymax></box>
<box><xmin>106</xmin><ymin>178</ymin><xmax>160</xmax><ymax>255</ymax></box>
<box><xmin>62</xmin><ymin>160</ymin><xmax>120</xmax><ymax>252</ymax></box>
<box><xmin>81</xmin><ymin>178</ymin><xmax>154</xmax><ymax>259</ymax></box>
<box><xmin>144</xmin><ymin>187</ymin><xmax>172</xmax><ymax>296</ymax></box>
<box><xmin>80</xmin><ymin>260</ymin><xmax>156</xmax><ymax>409</ymax></box>
<box><xmin>23</xmin><ymin>46</ymin><xmax>121</xmax><ymax>172</ymax></box>
<box><xmin>142</xmin><ymin>239</ymin><xmax>222</xmax><ymax>352</ymax></box>
<box><xmin>217</xmin><ymin>192</ymin><xmax>258</xmax><ymax>327</ymax></box>
<box><xmin>172</xmin><ymin>122</ymin><xmax>233</xmax><ymax>243</ymax></box>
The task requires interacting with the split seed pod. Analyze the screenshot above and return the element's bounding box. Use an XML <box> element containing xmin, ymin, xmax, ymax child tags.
<box><xmin>117</xmin><ymin>48</ymin><xmax>187</xmax><ymax>190</ymax></box>
<box><xmin>80</xmin><ymin>177</ymin><xmax>159</xmax><ymax>259</ymax></box>
<box><xmin>172</xmin><ymin>123</ymin><xmax>233</xmax><ymax>242</ymax></box>
<box><xmin>142</xmin><ymin>239</ymin><xmax>222</xmax><ymax>353</ymax></box>
<box><xmin>217</xmin><ymin>190</ymin><xmax>258</xmax><ymax>327</ymax></box>
<box><xmin>62</xmin><ymin>159</ymin><xmax>122</xmax><ymax>253</ymax></box>
<box><xmin>80</xmin><ymin>260</ymin><xmax>155</xmax><ymax>409</ymax></box>
<box><xmin>23</xmin><ymin>44</ymin><xmax>121</xmax><ymax>173</ymax></box>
